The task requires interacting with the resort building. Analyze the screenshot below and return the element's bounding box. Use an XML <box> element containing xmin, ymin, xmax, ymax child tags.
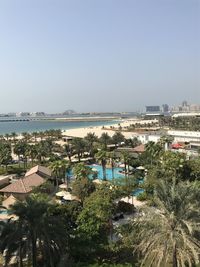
<box><xmin>0</xmin><ymin>165</ymin><xmax>52</xmax><ymax>200</ymax></box>
<box><xmin>136</xmin><ymin>133</ymin><xmax>161</xmax><ymax>144</ymax></box>
<box><xmin>0</xmin><ymin>173</ymin><xmax>45</xmax><ymax>200</ymax></box>
<box><xmin>0</xmin><ymin>175</ymin><xmax>11</xmax><ymax>188</ymax></box>
<box><xmin>167</xmin><ymin>130</ymin><xmax>200</xmax><ymax>143</ymax></box>
<box><xmin>25</xmin><ymin>165</ymin><xmax>52</xmax><ymax>179</ymax></box>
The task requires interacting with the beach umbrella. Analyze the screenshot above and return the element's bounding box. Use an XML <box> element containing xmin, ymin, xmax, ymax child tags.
<box><xmin>93</xmin><ymin>179</ymin><xmax>103</xmax><ymax>185</ymax></box>
<box><xmin>63</xmin><ymin>192</ymin><xmax>77</xmax><ymax>201</ymax></box>
<box><xmin>59</xmin><ymin>184</ymin><xmax>68</xmax><ymax>189</ymax></box>
<box><xmin>119</xmin><ymin>163</ymin><xmax>125</xmax><ymax>168</ymax></box>
<box><xmin>56</xmin><ymin>191</ymin><xmax>67</xmax><ymax>197</ymax></box>
<box><xmin>136</xmin><ymin>166</ymin><xmax>145</xmax><ymax>170</ymax></box>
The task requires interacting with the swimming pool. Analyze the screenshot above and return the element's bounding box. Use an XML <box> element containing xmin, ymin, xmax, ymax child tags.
<box><xmin>132</xmin><ymin>188</ymin><xmax>145</xmax><ymax>196</ymax></box>
<box><xmin>67</xmin><ymin>164</ymin><xmax>125</xmax><ymax>180</ymax></box>
<box><xmin>0</xmin><ymin>210</ymin><xmax>9</xmax><ymax>215</ymax></box>
<box><xmin>90</xmin><ymin>164</ymin><xmax>125</xmax><ymax>180</ymax></box>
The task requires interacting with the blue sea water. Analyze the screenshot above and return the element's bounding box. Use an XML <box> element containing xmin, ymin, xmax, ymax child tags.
<box><xmin>0</xmin><ymin>119</ymin><xmax>119</xmax><ymax>134</ymax></box>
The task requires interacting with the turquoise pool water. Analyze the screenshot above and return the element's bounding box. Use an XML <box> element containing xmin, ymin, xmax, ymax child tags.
<box><xmin>0</xmin><ymin>210</ymin><xmax>9</xmax><ymax>215</ymax></box>
<box><xmin>91</xmin><ymin>164</ymin><xmax>125</xmax><ymax>180</ymax></box>
<box><xmin>67</xmin><ymin>164</ymin><xmax>125</xmax><ymax>180</ymax></box>
<box><xmin>67</xmin><ymin>165</ymin><xmax>145</xmax><ymax>196</ymax></box>
<box><xmin>132</xmin><ymin>188</ymin><xmax>145</xmax><ymax>196</ymax></box>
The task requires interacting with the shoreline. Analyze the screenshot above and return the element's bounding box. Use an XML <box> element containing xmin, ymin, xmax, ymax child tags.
<box><xmin>0</xmin><ymin>118</ymin><xmax>123</xmax><ymax>135</ymax></box>
<box><xmin>62</xmin><ymin>119</ymin><xmax>139</xmax><ymax>139</ymax></box>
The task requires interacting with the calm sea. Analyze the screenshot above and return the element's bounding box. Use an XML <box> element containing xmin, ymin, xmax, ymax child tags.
<box><xmin>0</xmin><ymin>119</ymin><xmax>120</xmax><ymax>135</ymax></box>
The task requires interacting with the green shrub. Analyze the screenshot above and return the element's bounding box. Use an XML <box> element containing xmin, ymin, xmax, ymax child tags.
<box><xmin>136</xmin><ymin>192</ymin><xmax>147</xmax><ymax>201</ymax></box>
<box><xmin>116</xmin><ymin>201</ymin><xmax>135</xmax><ymax>214</ymax></box>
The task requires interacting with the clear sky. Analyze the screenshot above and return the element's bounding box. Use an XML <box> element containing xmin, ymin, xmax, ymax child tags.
<box><xmin>0</xmin><ymin>0</ymin><xmax>199</xmax><ymax>113</ymax></box>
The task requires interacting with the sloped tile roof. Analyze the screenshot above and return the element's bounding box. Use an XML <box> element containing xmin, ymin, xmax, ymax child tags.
<box><xmin>0</xmin><ymin>174</ymin><xmax>45</xmax><ymax>194</ymax></box>
<box><xmin>25</xmin><ymin>165</ymin><xmax>52</xmax><ymax>177</ymax></box>
<box><xmin>132</xmin><ymin>144</ymin><xmax>145</xmax><ymax>153</ymax></box>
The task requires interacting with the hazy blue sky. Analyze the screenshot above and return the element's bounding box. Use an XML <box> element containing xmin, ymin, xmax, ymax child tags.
<box><xmin>0</xmin><ymin>0</ymin><xmax>199</xmax><ymax>113</ymax></box>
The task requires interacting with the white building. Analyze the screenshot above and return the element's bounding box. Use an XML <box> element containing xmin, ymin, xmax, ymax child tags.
<box><xmin>136</xmin><ymin>133</ymin><xmax>161</xmax><ymax>144</ymax></box>
<box><xmin>168</xmin><ymin>130</ymin><xmax>200</xmax><ymax>143</ymax></box>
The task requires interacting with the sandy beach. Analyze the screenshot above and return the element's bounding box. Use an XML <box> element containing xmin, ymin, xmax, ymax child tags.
<box><xmin>62</xmin><ymin>119</ymin><xmax>139</xmax><ymax>139</ymax></box>
<box><xmin>62</xmin><ymin>118</ymin><xmax>157</xmax><ymax>139</ymax></box>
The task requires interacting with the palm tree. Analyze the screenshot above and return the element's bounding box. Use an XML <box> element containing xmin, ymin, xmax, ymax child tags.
<box><xmin>0</xmin><ymin>142</ymin><xmax>12</xmax><ymax>171</ymax></box>
<box><xmin>49</xmin><ymin>161</ymin><xmax>62</xmax><ymax>187</ymax></box>
<box><xmin>112</xmin><ymin>132</ymin><xmax>125</xmax><ymax>147</ymax></box>
<box><xmin>99</xmin><ymin>133</ymin><xmax>111</xmax><ymax>150</ymax></box>
<box><xmin>0</xmin><ymin>218</ymin><xmax>26</xmax><ymax>267</ymax></box>
<box><xmin>4</xmin><ymin>133</ymin><xmax>10</xmax><ymax>141</ymax></box>
<box><xmin>32</xmin><ymin>132</ymin><xmax>38</xmax><ymax>143</ymax></box>
<box><xmin>61</xmin><ymin>160</ymin><xmax>71</xmax><ymax>187</ymax></box>
<box><xmin>0</xmin><ymin>194</ymin><xmax>68</xmax><ymax>267</ymax></box>
<box><xmin>159</xmin><ymin>135</ymin><xmax>174</xmax><ymax>151</ymax></box>
<box><xmin>72</xmin><ymin>163</ymin><xmax>92</xmax><ymax>180</ymax></box>
<box><xmin>85</xmin><ymin>132</ymin><xmax>98</xmax><ymax>157</ymax></box>
<box><xmin>26</xmin><ymin>144</ymin><xmax>37</xmax><ymax>167</ymax></box>
<box><xmin>21</xmin><ymin>132</ymin><xmax>31</xmax><ymax>142</ymax></box>
<box><xmin>107</xmin><ymin>151</ymin><xmax>116</xmax><ymax>182</ymax></box>
<box><xmin>59</xmin><ymin>159</ymin><xmax>70</xmax><ymax>184</ymax></box>
<box><xmin>11</xmin><ymin>132</ymin><xmax>18</xmax><ymax>143</ymax></box>
<box><xmin>14</xmin><ymin>141</ymin><xmax>27</xmax><ymax>168</ymax></box>
<box><xmin>64</xmin><ymin>143</ymin><xmax>73</xmax><ymax>162</ymax></box>
<box><xmin>71</xmin><ymin>137</ymin><xmax>86</xmax><ymax>162</ymax></box>
<box><xmin>145</xmin><ymin>141</ymin><xmax>163</xmax><ymax>166</ymax></box>
<box><xmin>125</xmin><ymin>180</ymin><xmax>200</xmax><ymax>267</ymax></box>
<box><xmin>121</xmin><ymin>151</ymin><xmax>131</xmax><ymax>176</ymax></box>
<box><xmin>95</xmin><ymin>150</ymin><xmax>107</xmax><ymax>181</ymax></box>
<box><xmin>39</xmin><ymin>131</ymin><xmax>45</xmax><ymax>141</ymax></box>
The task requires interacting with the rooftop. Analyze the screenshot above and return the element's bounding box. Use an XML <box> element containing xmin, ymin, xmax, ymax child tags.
<box><xmin>25</xmin><ymin>165</ymin><xmax>52</xmax><ymax>177</ymax></box>
<box><xmin>0</xmin><ymin>174</ymin><xmax>45</xmax><ymax>194</ymax></box>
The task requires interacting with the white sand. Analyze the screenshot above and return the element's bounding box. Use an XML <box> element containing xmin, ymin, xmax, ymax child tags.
<box><xmin>62</xmin><ymin>119</ymin><xmax>142</xmax><ymax>139</ymax></box>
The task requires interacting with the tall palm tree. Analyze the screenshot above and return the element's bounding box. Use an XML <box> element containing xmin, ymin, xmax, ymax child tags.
<box><xmin>112</xmin><ymin>132</ymin><xmax>125</xmax><ymax>147</ymax></box>
<box><xmin>159</xmin><ymin>135</ymin><xmax>174</xmax><ymax>151</ymax></box>
<box><xmin>14</xmin><ymin>141</ymin><xmax>27</xmax><ymax>168</ymax></box>
<box><xmin>21</xmin><ymin>132</ymin><xmax>31</xmax><ymax>142</ymax></box>
<box><xmin>95</xmin><ymin>150</ymin><xmax>107</xmax><ymax>181</ymax></box>
<box><xmin>4</xmin><ymin>133</ymin><xmax>10</xmax><ymax>141</ymax></box>
<box><xmin>11</xmin><ymin>132</ymin><xmax>18</xmax><ymax>144</ymax></box>
<box><xmin>72</xmin><ymin>163</ymin><xmax>92</xmax><ymax>180</ymax></box>
<box><xmin>0</xmin><ymin>194</ymin><xmax>68</xmax><ymax>267</ymax></box>
<box><xmin>124</xmin><ymin>180</ymin><xmax>200</xmax><ymax>267</ymax></box>
<box><xmin>71</xmin><ymin>137</ymin><xmax>86</xmax><ymax>162</ymax></box>
<box><xmin>99</xmin><ymin>133</ymin><xmax>111</xmax><ymax>150</ymax></box>
<box><xmin>59</xmin><ymin>160</ymin><xmax>70</xmax><ymax>184</ymax></box>
<box><xmin>107</xmin><ymin>151</ymin><xmax>116</xmax><ymax>182</ymax></box>
<box><xmin>145</xmin><ymin>141</ymin><xmax>163</xmax><ymax>166</ymax></box>
<box><xmin>0</xmin><ymin>142</ymin><xmax>12</xmax><ymax>171</ymax></box>
<box><xmin>26</xmin><ymin>144</ymin><xmax>37</xmax><ymax>167</ymax></box>
<box><xmin>85</xmin><ymin>132</ymin><xmax>98</xmax><ymax>157</ymax></box>
<box><xmin>64</xmin><ymin>143</ymin><xmax>73</xmax><ymax>163</ymax></box>
<box><xmin>32</xmin><ymin>132</ymin><xmax>38</xmax><ymax>143</ymax></box>
<box><xmin>49</xmin><ymin>161</ymin><xmax>62</xmax><ymax>187</ymax></box>
<box><xmin>121</xmin><ymin>151</ymin><xmax>131</xmax><ymax>176</ymax></box>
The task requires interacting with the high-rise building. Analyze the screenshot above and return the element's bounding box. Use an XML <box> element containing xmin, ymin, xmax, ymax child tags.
<box><xmin>146</xmin><ymin>106</ymin><xmax>160</xmax><ymax>113</ymax></box>
<box><xmin>162</xmin><ymin>104</ymin><xmax>169</xmax><ymax>113</ymax></box>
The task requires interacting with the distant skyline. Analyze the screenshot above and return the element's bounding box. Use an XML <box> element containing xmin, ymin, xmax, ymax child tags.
<box><xmin>0</xmin><ymin>0</ymin><xmax>199</xmax><ymax>113</ymax></box>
